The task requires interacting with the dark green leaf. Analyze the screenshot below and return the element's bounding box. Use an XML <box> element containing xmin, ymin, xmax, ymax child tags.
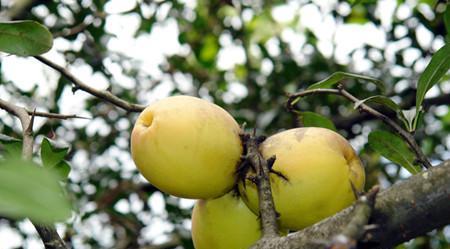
<box><xmin>0</xmin><ymin>159</ymin><xmax>71</xmax><ymax>224</ymax></box>
<box><xmin>444</xmin><ymin>4</ymin><xmax>450</xmax><ymax>42</ymax></box>
<box><xmin>54</xmin><ymin>160</ymin><xmax>71</xmax><ymax>179</ymax></box>
<box><xmin>41</xmin><ymin>138</ymin><xmax>69</xmax><ymax>168</ymax></box>
<box><xmin>307</xmin><ymin>72</ymin><xmax>384</xmax><ymax>92</ymax></box>
<box><xmin>0</xmin><ymin>21</ymin><xmax>53</xmax><ymax>56</ymax></box>
<box><xmin>368</xmin><ymin>131</ymin><xmax>422</xmax><ymax>174</ymax></box>
<box><xmin>416</xmin><ymin>43</ymin><xmax>450</xmax><ymax>110</ymax></box>
<box><xmin>0</xmin><ymin>134</ymin><xmax>22</xmax><ymax>156</ymax></box>
<box><xmin>300</xmin><ymin>112</ymin><xmax>337</xmax><ymax>131</ymax></box>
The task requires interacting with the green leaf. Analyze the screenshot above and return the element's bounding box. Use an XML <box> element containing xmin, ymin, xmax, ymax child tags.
<box><xmin>0</xmin><ymin>134</ymin><xmax>22</xmax><ymax>156</ymax></box>
<box><xmin>354</xmin><ymin>96</ymin><xmax>417</xmax><ymax>131</ymax></box>
<box><xmin>368</xmin><ymin>131</ymin><xmax>422</xmax><ymax>174</ymax></box>
<box><xmin>416</xmin><ymin>43</ymin><xmax>450</xmax><ymax>110</ymax></box>
<box><xmin>247</xmin><ymin>12</ymin><xmax>279</xmax><ymax>43</ymax></box>
<box><xmin>41</xmin><ymin>138</ymin><xmax>69</xmax><ymax>168</ymax></box>
<box><xmin>300</xmin><ymin>112</ymin><xmax>337</xmax><ymax>131</ymax></box>
<box><xmin>199</xmin><ymin>34</ymin><xmax>219</xmax><ymax>67</ymax></box>
<box><xmin>54</xmin><ymin>160</ymin><xmax>71</xmax><ymax>179</ymax></box>
<box><xmin>0</xmin><ymin>20</ymin><xmax>53</xmax><ymax>56</ymax></box>
<box><xmin>347</xmin><ymin>5</ymin><xmax>369</xmax><ymax>24</ymax></box>
<box><xmin>307</xmin><ymin>72</ymin><xmax>384</xmax><ymax>92</ymax></box>
<box><xmin>399</xmin><ymin>109</ymin><xmax>420</xmax><ymax>132</ymax></box>
<box><xmin>354</xmin><ymin>95</ymin><xmax>401</xmax><ymax>112</ymax></box>
<box><xmin>444</xmin><ymin>4</ymin><xmax>450</xmax><ymax>42</ymax></box>
<box><xmin>0</xmin><ymin>159</ymin><xmax>71</xmax><ymax>224</ymax></box>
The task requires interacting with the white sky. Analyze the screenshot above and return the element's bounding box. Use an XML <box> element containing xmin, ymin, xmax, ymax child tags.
<box><xmin>0</xmin><ymin>0</ymin><xmax>449</xmax><ymax>248</ymax></box>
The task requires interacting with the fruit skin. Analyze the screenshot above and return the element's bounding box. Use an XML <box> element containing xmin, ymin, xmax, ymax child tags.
<box><xmin>239</xmin><ymin>127</ymin><xmax>365</xmax><ymax>231</ymax></box>
<box><xmin>131</xmin><ymin>95</ymin><xmax>242</xmax><ymax>199</ymax></box>
<box><xmin>191</xmin><ymin>192</ymin><xmax>261</xmax><ymax>249</ymax></box>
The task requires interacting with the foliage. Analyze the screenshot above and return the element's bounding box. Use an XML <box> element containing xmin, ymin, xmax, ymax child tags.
<box><xmin>0</xmin><ymin>21</ymin><xmax>52</xmax><ymax>56</ymax></box>
<box><xmin>0</xmin><ymin>158</ymin><xmax>71</xmax><ymax>224</ymax></box>
<box><xmin>0</xmin><ymin>0</ymin><xmax>449</xmax><ymax>248</ymax></box>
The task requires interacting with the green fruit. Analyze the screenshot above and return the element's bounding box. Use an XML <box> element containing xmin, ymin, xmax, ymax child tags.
<box><xmin>191</xmin><ymin>192</ymin><xmax>261</xmax><ymax>249</ymax></box>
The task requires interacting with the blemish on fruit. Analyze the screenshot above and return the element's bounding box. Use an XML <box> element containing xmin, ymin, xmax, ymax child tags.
<box><xmin>294</xmin><ymin>129</ymin><xmax>306</xmax><ymax>142</ymax></box>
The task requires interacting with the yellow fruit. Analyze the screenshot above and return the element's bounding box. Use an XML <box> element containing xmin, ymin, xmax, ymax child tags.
<box><xmin>239</xmin><ymin>127</ymin><xmax>365</xmax><ymax>230</ymax></box>
<box><xmin>191</xmin><ymin>192</ymin><xmax>261</xmax><ymax>249</ymax></box>
<box><xmin>131</xmin><ymin>95</ymin><xmax>242</xmax><ymax>199</ymax></box>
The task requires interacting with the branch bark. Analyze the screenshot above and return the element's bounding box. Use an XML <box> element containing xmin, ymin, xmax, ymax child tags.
<box><xmin>281</xmin><ymin>160</ymin><xmax>450</xmax><ymax>249</ymax></box>
<box><xmin>245</xmin><ymin>134</ymin><xmax>280</xmax><ymax>238</ymax></box>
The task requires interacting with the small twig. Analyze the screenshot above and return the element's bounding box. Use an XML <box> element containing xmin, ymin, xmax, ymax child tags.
<box><xmin>336</xmin><ymin>86</ymin><xmax>431</xmax><ymax>168</ymax></box>
<box><xmin>328</xmin><ymin>186</ymin><xmax>380</xmax><ymax>249</ymax></box>
<box><xmin>0</xmin><ymin>100</ymin><xmax>68</xmax><ymax>249</ymax></box>
<box><xmin>333</xmin><ymin>92</ymin><xmax>450</xmax><ymax>132</ymax></box>
<box><xmin>242</xmin><ymin>133</ymin><xmax>280</xmax><ymax>238</ymax></box>
<box><xmin>27</xmin><ymin>110</ymin><xmax>90</xmax><ymax>120</ymax></box>
<box><xmin>53</xmin><ymin>21</ymin><xmax>91</xmax><ymax>38</ymax></box>
<box><xmin>286</xmin><ymin>87</ymin><xmax>432</xmax><ymax>169</ymax></box>
<box><xmin>1</xmin><ymin>98</ymin><xmax>89</xmax><ymax>120</ymax></box>
<box><xmin>286</xmin><ymin>88</ymin><xmax>340</xmax><ymax>113</ymax></box>
<box><xmin>34</xmin><ymin>56</ymin><xmax>146</xmax><ymax>112</ymax></box>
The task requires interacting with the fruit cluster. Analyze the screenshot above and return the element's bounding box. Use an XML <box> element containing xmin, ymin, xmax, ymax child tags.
<box><xmin>131</xmin><ymin>95</ymin><xmax>365</xmax><ymax>249</ymax></box>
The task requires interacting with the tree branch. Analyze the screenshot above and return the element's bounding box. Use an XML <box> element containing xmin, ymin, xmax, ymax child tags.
<box><xmin>286</xmin><ymin>87</ymin><xmax>432</xmax><ymax>168</ymax></box>
<box><xmin>328</xmin><ymin>186</ymin><xmax>379</xmax><ymax>249</ymax></box>
<box><xmin>34</xmin><ymin>56</ymin><xmax>146</xmax><ymax>112</ymax></box>
<box><xmin>243</xmin><ymin>133</ymin><xmax>280</xmax><ymax>238</ymax></box>
<box><xmin>0</xmin><ymin>99</ymin><xmax>68</xmax><ymax>249</ymax></box>
<box><xmin>283</xmin><ymin>160</ymin><xmax>450</xmax><ymax>249</ymax></box>
<box><xmin>1</xmin><ymin>99</ymin><xmax>88</xmax><ymax>120</ymax></box>
<box><xmin>27</xmin><ymin>110</ymin><xmax>90</xmax><ymax>120</ymax></box>
<box><xmin>334</xmin><ymin>92</ymin><xmax>450</xmax><ymax>131</ymax></box>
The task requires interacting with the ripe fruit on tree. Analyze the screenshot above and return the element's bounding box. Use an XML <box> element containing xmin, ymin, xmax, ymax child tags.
<box><xmin>191</xmin><ymin>192</ymin><xmax>261</xmax><ymax>249</ymax></box>
<box><xmin>239</xmin><ymin>127</ymin><xmax>365</xmax><ymax>230</ymax></box>
<box><xmin>131</xmin><ymin>95</ymin><xmax>242</xmax><ymax>199</ymax></box>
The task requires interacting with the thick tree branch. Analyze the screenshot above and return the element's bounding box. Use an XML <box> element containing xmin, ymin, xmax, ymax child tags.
<box><xmin>0</xmin><ymin>99</ymin><xmax>68</xmax><ymax>249</ymax></box>
<box><xmin>328</xmin><ymin>186</ymin><xmax>379</xmax><ymax>249</ymax></box>
<box><xmin>286</xmin><ymin>87</ymin><xmax>432</xmax><ymax>168</ymax></box>
<box><xmin>34</xmin><ymin>56</ymin><xmax>146</xmax><ymax>112</ymax></box>
<box><xmin>282</xmin><ymin>160</ymin><xmax>450</xmax><ymax>249</ymax></box>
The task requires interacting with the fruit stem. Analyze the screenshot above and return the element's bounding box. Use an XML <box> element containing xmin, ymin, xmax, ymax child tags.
<box><xmin>244</xmin><ymin>133</ymin><xmax>280</xmax><ymax>238</ymax></box>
